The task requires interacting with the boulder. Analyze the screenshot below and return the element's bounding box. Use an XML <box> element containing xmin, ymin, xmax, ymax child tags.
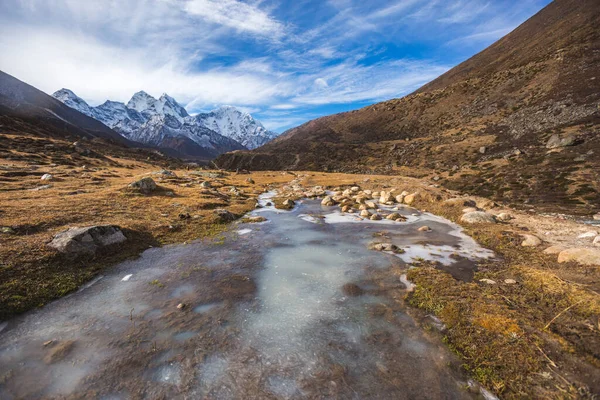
<box><xmin>543</xmin><ymin>245</ymin><xmax>567</xmax><ymax>255</ymax></box>
<box><xmin>496</xmin><ymin>212</ymin><xmax>513</xmax><ymax>222</ymax></box>
<box><xmin>386</xmin><ymin>213</ymin><xmax>401</xmax><ymax>220</ymax></box>
<box><xmin>282</xmin><ymin>199</ymin><xmax>295</xmax><ymax>208</ymax></box>
<box><xmin>546</xmin><ymin>134</ymin><xmax>576</xmax><ymax>149</ymax></box>
<box><xmin>365</xmin><ymin>201</ymin><xmax>377</xmax><ymax>209</ymax></box>
<box><xmin>321</xmin><ymin>196</ymin><xmax>335</xmax><ymax>206</ymax></box>
<box><xmin>200</xmin><ymin>181</ymin><xmax>212</xmax><ymax>188</ymax></box>
<box><xmin>521</xmin><ymin>234</ymin><xmax>542</xmax><ymax>247</ymax></box>
<box><xmin>155</xmin><ymin>169</ymin><xmax>176</xmax><ymax>178</ymax></box>
<box><xmin>443</xmin><ymin>198</ymin><xmax>476</xmax><ymax>207</ymax></box>
<box><xmin>129</xmin><ymin>177</ymin><xmax>157</xmax><ymax>193</ymax></box>
<box><xmin>48</xmin><ymin>225</ymin><xmax>127</xmax><ymax>255</ymax></box>
<box><xmin>214</xmin><ymin>209</ymin><xmax>237</xmax><ymax>222</ymax></box>
<box><xmin>594</xmin><ymin>213</ymin><xmax>600</xmax><ymax>221</ymax></box>
<box><xmin>379</xmin><ymin>191</ymin><xmax>393</xmax><ymax>203</ymax></box>
<box><xmin>395</xmin><ymin>194</ymin><xmax>405</xmax><ymax>203</ymax></box>
<box><xmin>557</xmin><ymin>248</ymin><xmax>600</xmax><ymax>266</ymax></box>
<box><xmin>404</xmin><ymin>192</ymin><xmax>418</xmax><ymax>205</ymax></box>
<box><xmin>460</xmin><ymin>211</ymin><xmax>496</xmax><ymax>224</ymax></box>
<box><xmin>350</xmin><ymin>186</ymin><xmax>360</xmax><ymax>193</ymax></box>
<box><xmin>41</xmin><ymin>173</ymin><xmax>54</xmax><ymax>181</ymax></box>
<box><xmin>418</xmin><ymin>226</ymin><xmax>432</xmax><ymax>232</ymax></box>
<box><xmin>370</xmin><ymin>214</ymin><xmax>382</xmax><ymax>221</ymax></box>
<box><xmin>359</xmin><ymin>210</ymin><xmax>371</xmax><ymax>218</ymax></box>
<box><xmin>577</xmin><ymin>231</ymin><xmax>598</xmax><ymax>239</ymax></box>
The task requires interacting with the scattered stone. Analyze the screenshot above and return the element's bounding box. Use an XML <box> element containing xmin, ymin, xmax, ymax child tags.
<box><xmin>546</xmin><ymin>134</ymin><xmax>576</xmax><ymax>149</ymax></box>
<box><xmin>504</xmin><ymin>279</ymin><xmax>517</xmax><ymax>284</ymax></box>
<box><xmin>243</xmin><ymin>216</ymin><xmax>267</xmax><ymax>223</ymax></box>
<box><xmin>40</xmin><ymin>173</ymin><xmax>53</xmax><ymax>181</ymax></box>
<box><xmin>418</xmin><ymin>226</ymin><xmax>431</xmax><ymax>232</ymax></box>
<box><xmin>379</xmin><ymin>191</ymin><xmax>393</xmax><ymax>203</ymax></box>
<box><xmin>521</xmin><ymin>234</ymin><xmax>542</xmax><ymax>247</ymax></box>
<box><xmin>342</xmin><ymin>283</ymin><xmax>364</xmax><ymax>297</ymax></box>
<box><xmin>479</xmin><ymin>279</ymin><xmax>497</xmax><ymax>285</ymax></box>
<box><xmin>395</xmin><ymin>194</ymin><xmax>405</xmax><ymax>203</ymax></box>
<box><xmin>1</xmin><ymin>226</ymin><xmax>15</xmax><ymax>234</ymax></box>
<box><xmin>200</xmin><ymin>181</ymin><xmax>212</xmax><ymax>188</ymax></box>
<box><xmin>177</xmin><ymin>303</ymin><xmax>186</xmax><ymax>310</ymax></box>
<box><xmin>557</xmin><ymin>248</ymin><xmax>600</xmax><ymax>266</ymax></box>
<box><xmin>593</xmin><ymin>236</ymin><xmax>600</xmax><ymax>247</ymax></box>
<box><xmin>214</xmin><ymin>209</ymin><xmax>237</xmax><ymax>222</ymax></box>
<box><xmin>404</xmin><ymin>192</ymin><xmax>418</xmax><ymax>205</ymax></box>
<box><xmin>155</xmin><ymin>169</ymin><xmax>177</xmax><ymax>177</ymax></box>
<box><xmin>479</xmin><ymin>146</ymin><xmax>486</xmax><ymax>154</ymax></box>
<box><xmin>496</xmin><ymin>212</ymin><xmax>513</xmax><ymax>222</ymax></box>
<box><xmin>369</xmin><ymin>242</ymin><xmax>404</xmax><ymax>253</ymax></box>
<box><xmin>386</xmin><ymin>213</ymin><xmax>401</xmax><ymax>220</ymax></box>
<box><xmin>360</xmin><ymin>210</ymin><xmax>371</xmax><ymax>218</ymax></box>
<box><xmin>245</xmin><ymin>178</ymin><xmax>255</xmax><ymax>184</ymax></box>
<box><xmin>350</xmin><ymin>186</ymin><xmax>360</xmax><ymax>192</ymax></box>
<box><xmin>593</xmin><ymin>213</ymin><xmax>600</xmax><ymax>221</ymax></box>
<box><xmin>460</xmin><ymin>211</ymin><xmax>496</xmax><ymax>224</ymax></box>
<box><xmin>282</xmin><ymin>199</ymin><xmax>295</xmax><ymax>209</ymax></box>
<box><xmin>543</xmin><ymin>245</ymin><xmax>567</xmax><ymax>255</ymax></box>
<box><xmin>48</xmin><ymin>225</ymin><xmax>127</xmax><ymax>255</ymax></box>
<box><xmin>370</xmin><ymin>214</ymin><xmax>382</xmax><ymax>221</ymax></box>
<box><xmin>129</xmin><ymin>177</ymin><xmax>157</xmax><ymax>193</ymax></box>
<box><xmin>577</xmin><ymin>231</ymin><xmax>598</xmax><ymax>239</ymax></box>
<box><xmin>365</xmin><ymin>201</ymin><xmax>377</xmax><ymax>209</ymax></box>
<box><xmin>321</xmin><ymin>196</ymin><xmax>335</xmax><ymax>206</ymax></box>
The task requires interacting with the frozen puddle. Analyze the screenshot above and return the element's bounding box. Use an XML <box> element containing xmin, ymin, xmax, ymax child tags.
<box><xmin>0</xmin><ymin>197</ymin><xmax>494</xmax><ymax>399</ymax></box>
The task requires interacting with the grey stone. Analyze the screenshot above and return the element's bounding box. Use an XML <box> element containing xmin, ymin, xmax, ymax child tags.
<box><xmin>48</xmin><ymin>225</ymin><xmax>127</xmax><ymax>255</ymax></box>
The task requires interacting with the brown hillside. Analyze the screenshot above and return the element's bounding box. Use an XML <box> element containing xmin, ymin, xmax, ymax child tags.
<box><xmin>216</xmin><ymin>0</ymin><xmax>600</xmax><ymax>216</ymax></box>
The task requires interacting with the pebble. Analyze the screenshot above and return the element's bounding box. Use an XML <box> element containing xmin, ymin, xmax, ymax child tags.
<box><xmin>504</xmin><ymin>279</ymin><xmax>517</xmax><ymax>284</ymax></box>
<box><xmin>479</xmin><ymin>279</ymin><xmax>497</xmax><ymax>285</ymax></box>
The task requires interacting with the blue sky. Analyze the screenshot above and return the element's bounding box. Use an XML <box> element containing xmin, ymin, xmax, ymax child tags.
<box><xmin>0</xmin><ymin>0</ymin><xmax>551</xmax><ymax>132</ymax></box>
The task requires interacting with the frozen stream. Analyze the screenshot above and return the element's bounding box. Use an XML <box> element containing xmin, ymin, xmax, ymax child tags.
<box><xmin>0</xmin><ymin>193</ymin><xmax>495</xmax><ymax>399</ymax></box>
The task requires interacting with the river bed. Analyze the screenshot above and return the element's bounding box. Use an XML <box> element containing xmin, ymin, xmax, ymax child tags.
<box><xmin>0</xmin><ymin>193</ymin><xmax>495</xmax><ymax>399</ymax></box>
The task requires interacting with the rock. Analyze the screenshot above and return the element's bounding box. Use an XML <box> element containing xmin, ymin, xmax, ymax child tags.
<box><xmin>521</xmin><ymin>234</ymin><xmax>542</xmax><ymax>247</ymax></box>
<box><xmin>40</xmin><ymin>173</ymin><xmax>54</xmax><ymax>181</ymax></box>
<box><xmin>179</xmin><ymin>213</ymin><xmax>191</xmax><ymax>220</ymax></box>
<box><xmin>593</xmin><ymin>236</ymin><xmax>600</xmax><ymax>247</ymax></box>
<box><xmin>476</xmin><ymin>199</ymin><xmax>498</xmax><ymax>210</ymax></box>
<box><xmin>177</xmin><ymin>303</ymin><xmax>186</xmax><ymax>310</ymax></box>
<box><xmin>155</xmin><ymin>169</ymin><xmax>177</xmax><ymax>177</ymax></box>
<box><xmin>365</xmin><ymin>201</ymin><xmax>377</xmax><ymax>209</ymax></box>
<box><xmin>370</xmin><ymin>214</ymin><xmax>382</xmax><ymax>221</ymax></box>
<box><xmin>462</xmin><ymin>207</ymin><xmax>479</xmax><ymax>213</ymax></box>
<box><xmin>342</xmin><ymin>283</ymin><xmax>364</xmax><ymax>296</ymax></box>
<box><xmin>460</xmin><ymin>211</ymin><xmax>496</xmax><ymax>224</ymax></box>
<box><xmin>442</xmin><ymin>197</ymin><xmax>476</xmax><ymax>207</ymax></box>
<box><xmin>395</xmin><ymin>194</ymin><xmax>405</xmax><ymax>203</ymax></box>
<box><xmin>282</xmin><ymin>199</ymin><xmax>295</xmax><ymax>208</ymax></box>
<box><xmin>386</xmin><ymin>213</ymin><xmax>401</xmax><ymax>220</ymax></box>
<box><xmin>577</xmin><ymin>231</ymin><xmax>598</xmax><ymax>239</ymax></box>
<box><xmin>129</xmin><ymin>177</ymin><xmax>157</xmax><ymax>193</ymax></box>
<box><xmin>593</xmin><ymin>213</ymin><xmax>600</xmax><ymax>221</ymax></box>
<box><xmin>48</xmin><ymin>225</ymin><xmax>127</xmax><ymax>255</ymax></box>
<box><xmin>200</xmin><ymin>181</ymin><xmax>212</xmax><ymax>188</ymax></box>
<box><xmin>404</xmin><ymin>192</ymin><xmax>418</xmax><ymax>205</ymax></box>
<box><xmin>369</xmin><ymin>242</ymin><xmax>403</xmax><ymax>253</ymax></box>
<box><xmin>479</xmin><ymin>146</ymin><xmax>486</xmax><ymax>154</ymax></box>
<box><xmin>379</xmin><ymin>191</ymin><xmax>393</xmax><ymax>203</ymax></box>
<box><xmin>543</xmin><ymin>245</ymin><xmax>567</xmax><ymax>255</ymax></box>
<box><xmin>479</xmin><ymin>279</ymin><xmax>497</xmax><ymax>285</ymax></box>
<box><xmin>360</xmin><ymin>210</ymin><xmax>371</xmax><ymax>218</ymax></box>
<box><xmin>1</xmin><ymin>226</ymin><xmax>15</xmax><ymax>234</ymax></box>
<box><xmin>355</xmin><ymin>196</ymin><xmax>367</xmax><ymax>205</ymax></box>
<box><xmin>546</xmin><ymin>134</ymin><xmax>576</xmax><ymax>149</ymax></box>
<box><xmin>504</xmin><ymin>279</ymin><xmax>517</xmax><ymax>284</ymax></box>
<box><xmin>351</xmin><ymin>186</ymin><xmax>360</xmax><ymax>193</ymax></box>
<box><xmin>557</xmin><ymin>248</ymin><xmax>600</xmax><ymax>266</ymax></box>
<box><xmin>243</xmin><ymin>216</ymin><xmax>267</xmax><ymax>223</ymax></box>
<box><xmin>321</xmin><ymin>196</ymin><xmax>335</xmax><ymax>206</ymax></box>
<box><xmin>496</xmin><ymin>212</ymin><xmax>513</xmax><ymax>222</ymax></box>
<box><xmin>214</xmin><ymin>209</ymin><xmax>237</xmax><ymax>222</ymax></box>
<box><xmin>342</xmin><ymin>189</ymin><xmax>353</xmax><ymax>197</ymax></box>
<box><xmin>245</xmin><ymin>178</ymin><xmax>255</xmax><ymax>184</ymax></box>
<box><xmin>372</xmin><ymin>191</ymin><xmax>380</xmax><ymax>198</ymax></box>
<box><xmin>418</xmin><ymin>226</ymin><xmax>431</xmax><ymax>232</ymax></box>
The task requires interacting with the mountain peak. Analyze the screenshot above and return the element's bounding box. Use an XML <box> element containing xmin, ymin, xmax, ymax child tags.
<box><xmin>127</xmin><ymin>91</ymin><xmax>157</xmax><ymax>112</ymax></box>
<box><xmin>51</xmin><ymin>88</ymin><xmax>92</xmax><ymax>116</ymax></box>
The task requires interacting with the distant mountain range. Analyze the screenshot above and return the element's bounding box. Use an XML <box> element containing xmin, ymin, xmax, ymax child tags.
<box><xmin>52</xmin><ymin>89</ymin><xmax>278</xmax><ymax>158</ymax></box>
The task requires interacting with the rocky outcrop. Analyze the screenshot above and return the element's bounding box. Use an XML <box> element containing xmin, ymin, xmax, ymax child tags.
<box><xmin>48</xmin><ymin>225</ymin><xmax>127</xmax><ymax>255</ymax></box>
<box><xmin>129</xmin><ymin>177</ymin><xmax>157</xmax><ymax>193</ymax></box>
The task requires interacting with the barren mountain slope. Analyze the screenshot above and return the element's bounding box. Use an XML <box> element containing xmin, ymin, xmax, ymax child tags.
<box><xmin>216</xmin><ymin>0</ymin><xmax>600</xmax><ymax>216</ymax></box>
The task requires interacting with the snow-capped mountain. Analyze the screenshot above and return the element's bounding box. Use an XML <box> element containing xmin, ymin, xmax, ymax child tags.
<box><xmin>195</xmin><ymin>106</ymin><xmax>278</xmax><ymax>150</ymax></box>
<box><xmin>51</xmin><ymin>89</ymin><xmax>277</xmax><ymax>158</ymax></box>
